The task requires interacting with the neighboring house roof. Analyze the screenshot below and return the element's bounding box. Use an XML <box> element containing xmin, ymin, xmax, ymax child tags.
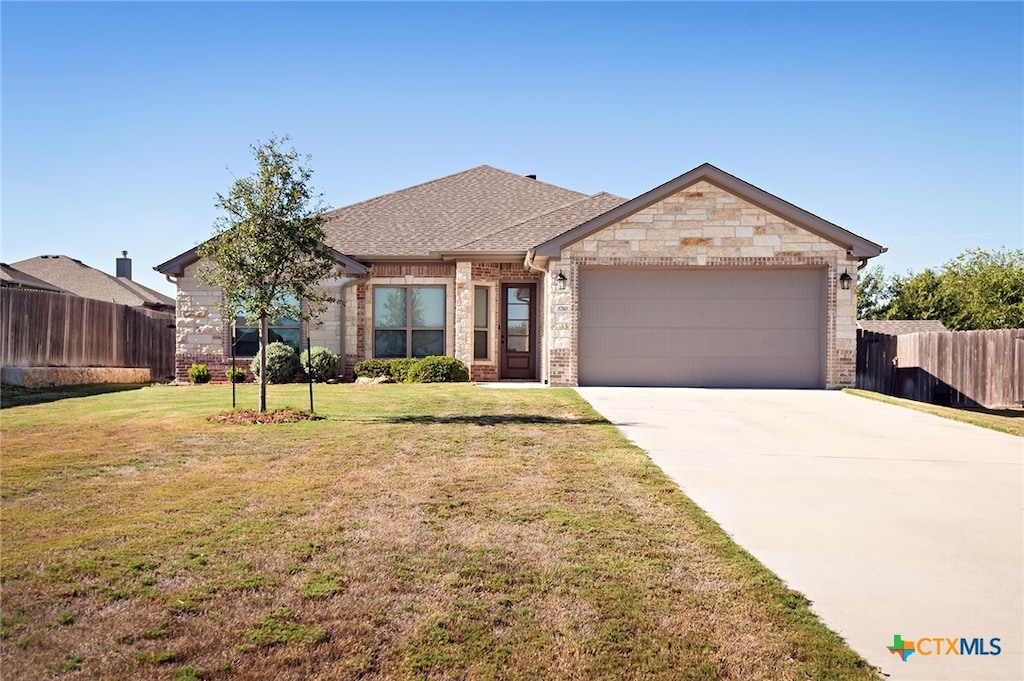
<box><xmin>319</xmin><ymin>165</ymin><xmax>590</xmax><ymax>258</ymax></box>
<box><xmin>11</xmin><ymin>255</ymin><xmax>176</xmax><ymax>310</ymax></box>
<box><xmin>857</xmin><ymin>319</ymin><xmax>949</xmax><ymax>335</ymax></box>
<box><xmin>0</xmin><ymin>263</ymin><xmax>68</xmax><ymax>293</ymax></box>
<box><xmin>535</xmin><ymin>163</ymin><xmax>887</xmax><ymax>259</ymax></box>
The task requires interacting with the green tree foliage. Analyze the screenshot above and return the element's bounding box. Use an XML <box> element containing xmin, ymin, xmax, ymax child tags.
<box><xmin>856</xmin><ymin>265</ymin><xmax>893</xmax><ymax>320</ymax></box>
<box><xmin>859</xmin><ymin>248</ymin><xmax>1024</xmax><ymax>330</ymax></box>
<box><xmin>198</xmin><ymin>135</ymin><xmax>337</xmax><ymax>411</ymax></box>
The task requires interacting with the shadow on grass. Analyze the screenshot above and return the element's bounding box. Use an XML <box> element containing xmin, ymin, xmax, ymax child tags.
<box><xmin>375</xmin><ymin>414</ymin><xmax>609</xmax><ymax>426</ymax></box>
<box><xmin>0</xmin><ymin>383</ymin><xmax>148</xmax><ymax>409</ymax></box>
<box><xmin>965</xmin><ymin>407</ymin><xmax>1024</xmax><ymax>419</ymax></box>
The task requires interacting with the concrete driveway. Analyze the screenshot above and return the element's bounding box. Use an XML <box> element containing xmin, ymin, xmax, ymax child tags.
<box><xmin>576</xmin><ymin>388</ymin><xmax>1023</xmax><ymax>681</ymax></box>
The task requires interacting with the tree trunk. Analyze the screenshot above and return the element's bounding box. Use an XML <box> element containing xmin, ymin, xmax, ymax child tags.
<box><xmin>258</xmin><ymin>314</ymin><xmax>269</xmax><ymax>413</ymax></box>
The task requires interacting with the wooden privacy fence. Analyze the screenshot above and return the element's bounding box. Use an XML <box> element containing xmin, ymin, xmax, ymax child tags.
<box><xmin>857</xmin><ymin>328</ymin><xmax>1024</xmax><ymax>409</ymax></box>
<box><xmin>1</xmin><ymin>288</ymin><xmax>175</xmax><ymax>380</ymax></box>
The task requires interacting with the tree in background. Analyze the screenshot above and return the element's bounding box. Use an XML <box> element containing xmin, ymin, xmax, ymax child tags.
<box><xmin>858</xmin><ymin>248</ymin><xmax>1024</xmax><ymax>330</ymax></box>
<box><xmin>198</xmin><ymin>135</ymin><xmax>337</xmax><ymax>412</ymax></box>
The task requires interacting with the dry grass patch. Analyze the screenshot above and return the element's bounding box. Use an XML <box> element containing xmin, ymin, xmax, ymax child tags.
<box><xmin>2</xmin><ymin>383</ymin><xmax>877</xmax><ymax>680</ymax></box>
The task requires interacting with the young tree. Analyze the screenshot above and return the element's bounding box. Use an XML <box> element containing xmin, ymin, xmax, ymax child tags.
<box><xmin>198</xmin><ymin>135</ymin><xmax>337</xmax><ymax>412</ymax></box>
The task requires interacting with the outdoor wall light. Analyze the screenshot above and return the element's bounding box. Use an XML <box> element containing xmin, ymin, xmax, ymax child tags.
<box><xmin>554</xmin><ymin>271</ymin><xmax>568</xmax><ymax>289</ymax></box>
<box><xmin>839</xmin><ymin>270</ymin><xmax>852</xmax><ymax>290</ymax></box>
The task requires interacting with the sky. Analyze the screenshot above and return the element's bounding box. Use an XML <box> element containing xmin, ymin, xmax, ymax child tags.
<box><xmin>2</xmin><ymin>1</ymin><xmax>1022</xmax><ymax>298</ymax></box>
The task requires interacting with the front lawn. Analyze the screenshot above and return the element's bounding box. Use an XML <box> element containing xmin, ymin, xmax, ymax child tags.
<box><xmin>1</xmin><ymin>384</ymin><xmax>876</xmax><ymax>680</ymax></box>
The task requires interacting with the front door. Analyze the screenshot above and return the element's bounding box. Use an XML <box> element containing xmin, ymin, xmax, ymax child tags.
<box><xmin>500</xmin><ymin>283</ymin><xmax>536</xmax><ymax>379</ymax></box>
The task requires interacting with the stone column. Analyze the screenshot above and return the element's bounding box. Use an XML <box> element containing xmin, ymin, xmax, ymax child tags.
<box><xmin>453</xmin><ymin>261</ymin><xmax>473</xmax><ymax>368</ymax></box>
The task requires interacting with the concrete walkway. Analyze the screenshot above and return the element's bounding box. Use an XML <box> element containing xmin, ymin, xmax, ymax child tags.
<box><xmin>576</xmin><ymin>388</ymin><xmax>1023</xmax><ymax>681</ymax></box>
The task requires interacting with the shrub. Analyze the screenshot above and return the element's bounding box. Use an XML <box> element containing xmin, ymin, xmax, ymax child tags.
<box><xmin>225</xmin><ymin>367</ymin><xmax>247</xmax><ymax>383</ymax></box>
<box><xmin>187</xmin><ymin>363</ymin><xmax>211</xmax><ymax>384</ymax></box>
<box><xmin>388</xmin><ymin>358</ymin><xmax>420</xmax><ymax>383</ymax></box>
<box><xmin>300</xmin><ymin>346</ymin><xmax>340</xmax><ymax>382</ymax></box>
<box><xmin>408</xmin><ymin>356</ymin><xmax>469</xmax><ymax>383</ymax></box>
<box><xmin>354</xmin><ymin>358</ymin><xmax>391</xmax><ymax>379</ymax></box>
<box><xmin>250</xmin><ymin>342</ymin><xmax>300</xmax><ymax>384</ymax></box>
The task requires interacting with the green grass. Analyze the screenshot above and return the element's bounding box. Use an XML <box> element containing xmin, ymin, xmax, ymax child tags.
<box><xmin>1</xmin><ymin>383</ymin><xmax>878</xmax><ymax>679</ymax></box>
<box><xmin>844</xmin><ymin>388</ymin><xmax>1023</xmax><ymax>437</ymax></box>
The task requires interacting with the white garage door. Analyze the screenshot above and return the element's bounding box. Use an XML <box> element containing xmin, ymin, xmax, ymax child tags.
<box><xmin>578</xmin><ymin>268</ymin><xmax>826</xmax><ymax>388</ymax></box>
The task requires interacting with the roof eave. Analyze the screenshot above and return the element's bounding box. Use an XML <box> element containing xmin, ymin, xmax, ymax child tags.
<box><xmin>435</xmin><ymin>250</ymin><xmax>527</xmax><ymax>262</ymax></box>
<box><xmin>156</xmin><ymin>245</ymin><xmax>368</xmax><ymax>277</ymax></box>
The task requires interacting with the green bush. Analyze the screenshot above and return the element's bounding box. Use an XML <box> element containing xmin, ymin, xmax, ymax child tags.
<box><xmin>353</xmin><ymin>358</ymin><xmax>391</xmax><ymax>379</ymax></box>
<box><xmin>250</xmin><ymin>342</ymin><xmax>300</xmax><ymax>384</ymax></box>
<box><xmin>187</xmin><ymin>363</ymin><xmax>211</xmax><ymax>384</ymax></box>
<box><xmin>389</xmin><ymin>358</ymin><xmax>420</xmax><ymax>383</ymax></box>
<box><xmin>408</xmin><ymin>356</ymin><xmax>469</xmax><ymax>383</ymax></box>
<box><xmin>353</xmin><ymin>357</ymin><xmax>469</xmax><ymax>383</ymax></box>
<box><xmin>300</xmin><ymin>346</ymin><xmax>340</xmax><ymax>382</ymax></box>
<box><xmin>225</xmin><ymin>367</ymin><xmax>247</xmax><ymax>383</ymax></box>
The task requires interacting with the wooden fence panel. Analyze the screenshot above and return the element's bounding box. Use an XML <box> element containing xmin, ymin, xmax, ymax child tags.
<box><xmin>1</xmin><ymin>288</ymin><xmax>174</xmax><ymax>380</ymax></box>
<box><xmin>858</xmin><ymin>328</ymin><xmax>1024</xmax><ymax>409</ymax></box>
<box><xmin>856</xmin><ymin>330</ymin><xmax>897</xmax><ymax>395</ymax></box>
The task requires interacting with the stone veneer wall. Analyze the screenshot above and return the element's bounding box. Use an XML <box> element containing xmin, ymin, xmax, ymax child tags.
<box><xmin>173</xmin><ymin>260</ymin><xmax>361</xmax><ymax>383</ymax></box>
<box><xmin>547</xmin><ymin>180</ymin><xmax>859</xmax><ymax>388</ymax></box>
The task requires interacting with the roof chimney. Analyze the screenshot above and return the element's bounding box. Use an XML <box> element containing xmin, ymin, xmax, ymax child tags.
<box><xmin>525</xmin><ymin>174</ymin><xmax>537</xmax><ymax>180</ymax></box>
<box><xmin>116</xmin><ymin>251</ymin><xmax>132</xmax><ymax>280</ymax></box>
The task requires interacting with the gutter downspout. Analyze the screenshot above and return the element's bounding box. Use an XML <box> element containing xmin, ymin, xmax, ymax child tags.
<box><xmin>524</xmin><ymin>249</ymin><xmax>547</xmax><ymax>275</ymax></box>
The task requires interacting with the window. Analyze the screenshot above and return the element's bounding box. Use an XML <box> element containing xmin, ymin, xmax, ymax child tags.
<box><xmin>233</xmin><ymin>296</ymin><xmax>301</xmax><ymax>356</ymax></box>
<box><xmin>374</xmin><ymin>286</ymin><xmax>445</xmax><ymax>358</ymax></box>
<box><xmin>474</xmin><ymin>287</ymin><xmax>489</xmax><ymax>360</ymax></box>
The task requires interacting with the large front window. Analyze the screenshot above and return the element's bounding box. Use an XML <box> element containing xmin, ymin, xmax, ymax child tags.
<box><xmin>374</xmin><ymin>286</ymin><xmax>445</xmax><ymax>358</ymax></box>
<box><xmin>233</xmin><ymin>296</ymin><xmax>301</xmax><ymax>356</ymax></box>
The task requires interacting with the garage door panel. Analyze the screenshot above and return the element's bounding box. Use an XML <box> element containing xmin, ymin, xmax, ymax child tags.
<box><xmin>581</xmin><ymin>298</ymin><xmax>821</xmax><ymax>330</ymax></box>
<box><xmin>580</xmin><ymin>328</ymin><xmax>821</xmax><ymax>360</ymax></box>
<box><xmin>578</xmin><ymin>268</ymin><xmax>825</xmax><ymax>388</ymax></box>
<box><xmin>580</xmin><ymin>356</ymin><xmax>819</xmax><ymax>388</ymax></box>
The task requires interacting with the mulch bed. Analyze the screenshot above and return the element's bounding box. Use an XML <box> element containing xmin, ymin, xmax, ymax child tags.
<box><xmin>208</xmin><ymin>408</ymin><xmax>321</xmax><ymax>425</ymax></box>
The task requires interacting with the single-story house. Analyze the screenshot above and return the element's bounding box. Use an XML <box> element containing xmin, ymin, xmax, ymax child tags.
<box><xmin>156</xmin><ymin>163</ymin><xmax>885</xmax><ymax>388</ymax></box>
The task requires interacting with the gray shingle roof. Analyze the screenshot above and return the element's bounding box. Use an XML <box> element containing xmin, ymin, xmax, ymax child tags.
<box><xmin>11</xmin><ymin>255</ymin><xmax>175</xmax><ymax>309</ymax></box>
<box><xmin>320</xmin><ymin>165</ymin><xmax>590</xmax><ymax>257</ymax></box>
<box><xmin>452</xmin><ymin>192</ymin><xmax>628</xmax><ymax>252</ymax></box>
<box><xmin>857</xmin><ymin>319</ymin><xmax>949</xmax><ymax>335</ymax></box>
<box><xmin>0</xmin><ymin>263</ymin><xmax>68</xmax><ymax>292</ymax></box>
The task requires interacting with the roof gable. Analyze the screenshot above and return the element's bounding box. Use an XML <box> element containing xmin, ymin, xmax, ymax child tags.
<box><xmin>535</xmin><ymin>163</ymin><xmax>885</xmax><ymax>259</ymax></box>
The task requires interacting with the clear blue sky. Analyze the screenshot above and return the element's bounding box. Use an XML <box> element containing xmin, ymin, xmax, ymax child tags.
<box><xmin>3</xmin><ymin>1</ymin><xmax>1021</xmax><ymax>297</ymax></box>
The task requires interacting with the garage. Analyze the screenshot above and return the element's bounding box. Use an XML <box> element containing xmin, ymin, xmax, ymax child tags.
<box><xmin>577</xmin><ymin>268</ymin><xmax>826</xmax><ymax>388</ymax></box>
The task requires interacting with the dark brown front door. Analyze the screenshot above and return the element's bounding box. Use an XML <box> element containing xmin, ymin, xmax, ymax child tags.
<box><xmin>500</xmin><ymin>283</ymin><xmax>536</xmax><ymax>379</ymax></box>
